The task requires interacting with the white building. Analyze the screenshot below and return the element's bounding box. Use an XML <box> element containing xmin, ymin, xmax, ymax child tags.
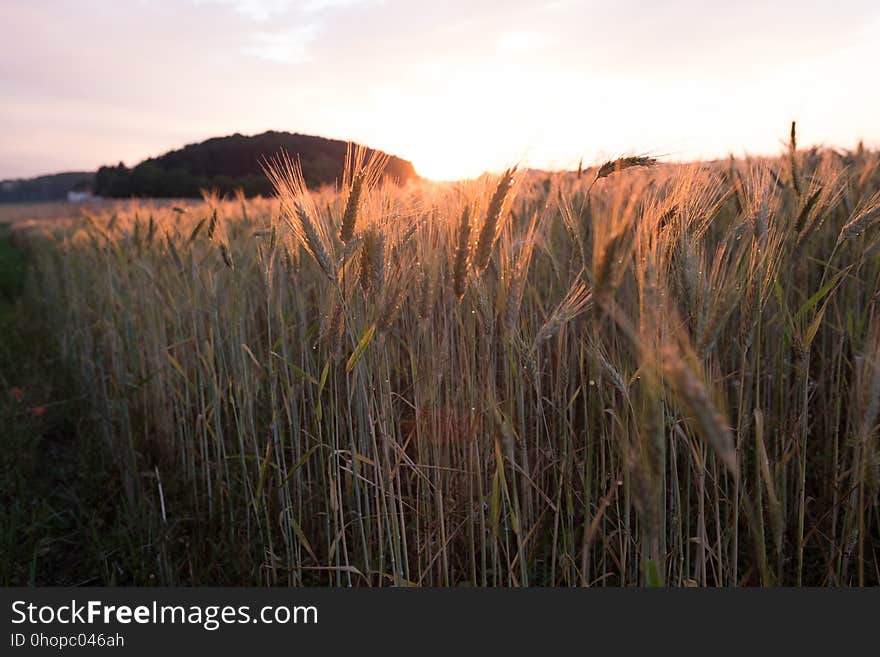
<box><xmin>67</xmin><ymin>190</ymin><xmax>96</xmax><ymax>202</ymax></box>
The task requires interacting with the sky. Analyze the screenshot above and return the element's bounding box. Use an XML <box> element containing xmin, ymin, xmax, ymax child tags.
<box><xmin>1</xmin><ymin>0</ymin><xmax>879</xmax><ymax>180</ymax></box>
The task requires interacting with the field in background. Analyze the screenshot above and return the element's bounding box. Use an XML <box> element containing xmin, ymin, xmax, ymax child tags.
<box><xmin>5</xmin><ymin>140</ymin><xmax>880</xmax><ymax>586</ymax></box>
<box><xmin>0</xmin><ymin>199</ymin><xmax>207</xmax><ymax>226</ymax></box>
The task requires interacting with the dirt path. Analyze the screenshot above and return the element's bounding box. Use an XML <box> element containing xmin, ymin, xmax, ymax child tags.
<box><xmin>0</xmin><ymin>225</ymin><xmax>126</xmax><ymax>585</ymax></box>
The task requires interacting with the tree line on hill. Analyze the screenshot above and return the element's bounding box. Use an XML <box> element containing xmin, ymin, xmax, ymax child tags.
<box><xmin>94</xmin><ymin>131</ymin><xmax>418</xmax><ymax>198</ymax></box>
<box><xmin>0</xmin><ymin>172</ymin><xmax>94</xmax><ymax>203</ymax></box>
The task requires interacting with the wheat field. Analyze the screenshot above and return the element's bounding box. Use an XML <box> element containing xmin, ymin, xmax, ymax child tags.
<box><xmin>17</xmin><ymin>139</ymin><xmax>880</xmax><ymax>586</ymax></box>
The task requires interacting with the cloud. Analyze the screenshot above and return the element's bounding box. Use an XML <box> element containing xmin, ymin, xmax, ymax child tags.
<box><xmin>302</xmin><ymin>0</ymin><xmax>374</xmax><ymax>12</ymax></box>
<box><xmin>495</xmin><ymin>30</ymin><xmax>549</xmax><ymax>54</ymax></box>
<box><xmin>192</xmin><ymin>0</ymin><xmax>296</xmax><ymax>21</ymax></box>
<box><xmin>191</xmin><ymin>0</ymin><xmax>374</xmax><ymax>21</ymax></box>
<box><xmin>192</xmin><ymin>0</ymin><xmax>378</xmax><ymax>64</ymax></box>
<box><xmin>241</xmin><ymin>24</ymin><xmax>320</xmax><ymax>63</ymax></box>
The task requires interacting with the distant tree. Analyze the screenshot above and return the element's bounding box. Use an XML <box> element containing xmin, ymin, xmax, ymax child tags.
<box><xmin>94</xmin><ymin>163</ymin><xmax>131</xmax><ymax>197</ymax></box>
<box><xmin>0</xmin><ymin>171</ymin><xmax>95</xmax><ymax>202</ymax></box>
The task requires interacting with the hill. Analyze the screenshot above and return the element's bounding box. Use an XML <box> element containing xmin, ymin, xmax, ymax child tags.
<box><xmin>94</xmin><ymin>131</ymin><xmax>418</xmax><ymax>198</ymax></box>
<box><xmin>0</xmin><ymin>172</ymin><xmax>94</xmax><ymax>203</ymax></box>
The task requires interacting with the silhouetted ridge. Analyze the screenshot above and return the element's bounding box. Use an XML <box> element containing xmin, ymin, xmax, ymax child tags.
<box><xmin>0</xmin><ymin>172</ymin><xmax>94</xmax><ymax>203</ymax></box>
<box><xmin>94</xmin><ymin>131</ymin><xmax>418</xmax><ymax>198</ymax></box>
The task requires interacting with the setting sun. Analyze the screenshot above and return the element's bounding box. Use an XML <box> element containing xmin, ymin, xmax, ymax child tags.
<box><xmin>5</xmin><ymin>2</ymin><xmax>877</xmax><ymax>180</ymax></box>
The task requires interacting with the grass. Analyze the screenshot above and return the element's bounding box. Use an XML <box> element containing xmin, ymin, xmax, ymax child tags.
<box><xmin>5</xmin><ymin>137</ymin><xmax>880</xmax><ymax>586</ymax></box>
<box><xmin>0</xmin><ymin>223</ymin><xmax>82</xmax><ymax>584</ymax></box>
<box><xmin>0</xmin><ymin>225</ymin><xmax>155</xmax><ymax>585</ymax></box>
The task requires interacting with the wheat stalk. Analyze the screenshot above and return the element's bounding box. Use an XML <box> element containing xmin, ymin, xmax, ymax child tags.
<box><xmin>837</xmin><ymin>192</ymin><xmax>880</xmax><ymax>244</ymax></box>
<box><xmin>474</xmin><ymin>167</ymin><xmax>516</xmax><ymax>271</ymax></box>
<box><xmin>452</xmin><ymin>205</ymin><xmax>472</xmax><ymax>298</ymax></box>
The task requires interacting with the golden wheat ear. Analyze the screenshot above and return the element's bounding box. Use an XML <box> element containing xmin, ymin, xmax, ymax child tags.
<box><xmin>473</xmin><ymin>166</ymin><xmax>517</xmax><ymax>272</ymax></box>
<box><xmin>838</xmin><ymin>191</ymin><xmax>880</xmax><ymax>244</ymax></box>
<box><xmin>452</xmin><ymin>205</ymin><xmax>472</xmax><ymax>299</ymax></box>
<box><xmin>594</xmin><ymin>155</ymin><xmax>657</xmax><ymax>182</ymax></box>
<box><xmin>263</xmin><ymin>150</ymin><xmax>335</xmax><ymax>278</ymax></box>
<box><xmin>340</xmin><ymin>143</ymin><xmax>390</xmax><ymax>243</ymax></box>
